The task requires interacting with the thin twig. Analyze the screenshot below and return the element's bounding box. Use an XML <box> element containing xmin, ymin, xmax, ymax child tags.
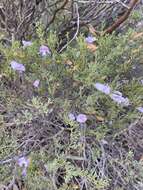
<box><xmin>58</xmin><ymin>2</ymin><xmax>80</xmax><ymax>53</ymax></box>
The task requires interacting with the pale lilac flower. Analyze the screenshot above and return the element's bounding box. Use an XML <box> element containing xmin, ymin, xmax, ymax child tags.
<box><xmin>140</xmin><ymin>79</ymin><xmax>143</xmax><ymax>85</ymax></box>
<box><xmin>112</xmin><ymin>91</ymin><xmax>122</xmax><ymax>96</ymax></box>
<box><xmin>33</xmin><ymin>79</ymin><xmax>40</xmax><ymax>88</ymax></box>
<box><xmin>39</xmin><ymin>45</ymin><xmax>51</xmax><ymax>56</ymax></box>
<box><xmin>17</xmin><ymin>157</ymin><xmax>30</xmax><ymax>168</ymax></box>
<box><xmin>68</xmin><ymin>113</ymin><xmax>76</xmax><ymax>121</ymax></box>
<box><xmin>17</xmin><ymin>156</ymin><xmax>30</xmax><ymax>177</ymax></box>
<box><xmin>85</xmin><ymin>36</ymin><xmax>96</xmax><ymax>44</ymax></box>
<box><xmin>22</xmin><ymin>168</ymin><xmax>27</xmax><ymax>177</ymax></box>
<box><xmin>10</xmin><ymin>61</ymin><xmax>25</xmax><ymax>72</ymax></box>
<box><xmin>94</xmin><ymin>83</ymin><xmax>111</xmax><ymax>95</ymax></box>
<box><xmin>76</xmin><ymin>114</ymin><xmax>87</xmax><ymax>123</ymax></box>
<box><xmin>136</xmin><ymin>107</ymin><xmax>143</xmax><ymax>113</ymax></box>
<box><xmin>101</xmin><ymin>139</ymin><xmax>108</xmax><ymax>145</ymax></box>
<box><xmin>22</xmin><ymin>40</ymin><xmax>32</xmax><ymax>48</ymax></box>
<box><xmin>110</xmin><ymin>92</ymin><xmax>129</xmax><ymax>106</ymax></box>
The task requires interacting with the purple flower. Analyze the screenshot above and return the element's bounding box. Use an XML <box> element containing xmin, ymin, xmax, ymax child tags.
<box><xmin>140</xmin><ymin>79</ymin><xmax>143</xmax><ymax>85</ymax></box>
<box><xmin>39</xmin><ymin>45</ymin><xmax>51</xmax><ymax>57</ymax></box>
<box><xmin>17</xmin><ymin>156</ymin><xmax>30</xmax><ymax>177</ymax></box>
<box><xmin>94</xmin><ymin>83</ymin><xmax>111</xmax><ymax>95</ymax></box>
<box><xmin>110</xmin><ymin>91</ymin><xmax>129</xmax><ymax>106</ymax></box>
<box><xmin>76</xmin><ymin>114</ymin><xmax>87</xmax><ymax>123</ymax></box>
<box><xmin>136</xmin><ymin>107</ymin><xmax>143</xmax><ymax>113</ymax></box>
<box><xmin>17</xmin><ymin>157</ymin><xmax>30</xmax><ymax>168</ymax></box>
<box><xmin>85</xmin><ymin>36</ymin><xmax>96</xmax><ymax>44</ymax></box>
<box><xmin>22</xmin><ymin>168</ymin><xmax>27</xmax><ymax>177</ymax></box>
<box><xmin>10</xmin><ymin>61</ymin><xmax>25</xmax><ymax>72</ymax></box>
<box><xmin>112</xmin><ymin>91</ymin><xmax>122</xmax><ymax>96</ymax></box>
<box><xmin>68</xmin><ymin>113</ymin><xmax>76</xmax><ymax>121</ymax></box>
<box><xmin>33</xmin><ymin>79</ymin><xmax>40</xmax><ymax>88</ymax></box>
<box><xmin>22</xmin><ymin>40</ymin><xmax>32</xmax><ymax>48</ymax></box>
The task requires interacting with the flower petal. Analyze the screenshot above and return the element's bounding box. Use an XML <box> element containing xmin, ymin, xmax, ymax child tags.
<box><xmin>33</xmin><ymin>79</ymin><xmax>40</xmax><ymax>88</ymax></box>
<box><xmin>140</xmin><ymin>79</ymin><xmax>143</xmax><ymax>85</ymax></box>
<box><xmin>17</xmin><ymin>157</ymin><xmax>30</xmax><ymax>168</ymax></box>
<box><xmin>39</xmin><ymin>45</ymin><xmax>51</xmax><ymax>56</ymax></box>
<box><xmin>136</xmin><ymin>107</ymin><xmax>143</xmax><ymax>113</ymax></box>
<box><xmin>22</xmin><ymin>168</ymin><xmax>27</xmax><ymax>177</ymax></box>
<box><xmin>110</xmin><ymin>93</ymin><xmax>129</xmax><ymax>106</ymax></box>
<box><xmin>94</xmin><ymin>83</ymin><xmax>111</xmax><ymax>95</ymax></box>
<box><xmin>10</xmin><ymin>61</ymin><xmax>25</xmax><ymax>72</ymax></box>
<box><xmin>76</xmin><ymin>114</ymin><xmax>87</xmax><ymax>123</ymax></box>
<box><xmin>112</xmin><ymin>91</ymin><xmax>122</xmax><ymax>96</ymax></box>
<box><xmin>22</xmin><ymin>40</ymin><xmax>32</xmax><ymax>48</ymax></box>
<box><xmin>68</xmin><ymin>113</ymin><xmax>76</xmax><ymax>121</ymax></box>
<box><xmin>85</xmin><ymin>36</ymin><xmax>96</xmax><ymax>44</ymax></box>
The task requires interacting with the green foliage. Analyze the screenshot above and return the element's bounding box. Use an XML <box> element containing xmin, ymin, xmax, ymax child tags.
<box><xmin>0</xmin><ymin>27</ymin><xmax>143</xmax><ymax>189</ymax></box>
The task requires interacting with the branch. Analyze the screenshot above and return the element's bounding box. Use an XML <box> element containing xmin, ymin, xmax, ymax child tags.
<box><xmin>45</xmin><ymin>0</ymin><xmax>69</xmax><ymax>28</ymax></box>
<box><xmin>103</xmin><ymin>0</ymin><xmax>139</xmax><ymax>34</ymax></box>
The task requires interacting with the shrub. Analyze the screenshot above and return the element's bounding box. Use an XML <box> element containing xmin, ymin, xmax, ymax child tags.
<box><xmin>0</xmin><ymin>26</ymin><xmax>143</xmax><ymax>189</ymax></box>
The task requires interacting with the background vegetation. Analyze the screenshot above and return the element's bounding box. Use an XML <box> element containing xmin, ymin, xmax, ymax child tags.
<box><xmin>0</xmin><ymin>0</ymin><xmax>143</xmax><ymax>190</ymax></box>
